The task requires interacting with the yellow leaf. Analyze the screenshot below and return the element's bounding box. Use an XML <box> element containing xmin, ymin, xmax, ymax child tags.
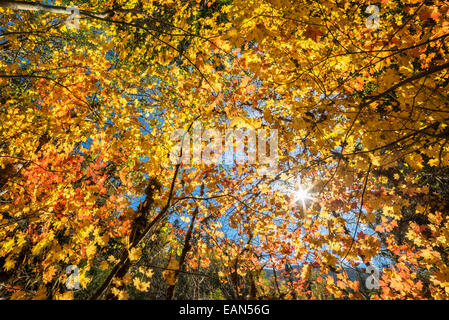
<box><xmin>139</xmin><ymin>266</ymin><xmax>154</xmax><ymax>278</ymax></box>
<box><xmin>122</xmin><ymin>273</ymin><xmax>133</xmax><ymax>286</ymax></box>
<box><xmin>99</xmin><ymin>261</ymin><xmax>109</xmax><ymax>271</ymax></box>
<box><xmin>11</xmin><ymin>290</ymin><xmax>27</xmax><ymax>300</ymax></box>
<box><xmin>129</xmin><ymin>247</ymin><xmax>142</xmax><ymax>261</ymax></box>
<box><xmin>180</xmin><ymin>215</ymin><xmax>190</xmax><ymax>223</ymax></box>
<box><xmin>33</xmin><ymin>286</ymin><xmax>48</xmax><ymax>300</ymax></box>
<box><xmin>43</xmin><ymin>266</ymin><xmax>58</xmax><ymax>284</ymax></box>
<box><xmin>428</xmin><ymin>158</ymin><xmax>439</xmax><ymax>167</ymax></box>
<box><xmin>54</xmin><ymin>291</ymin><xmax>74</xmax><ymax>300</ymax></box>
<box><xmin>112</xmin><ymin>287</ymin><xmax>130</xmax><ymax>300</ymax></box>
<box><xmin>133</xmin><ymin>278</ymin><xmax>150</xmax><ymax>292</ymax></box>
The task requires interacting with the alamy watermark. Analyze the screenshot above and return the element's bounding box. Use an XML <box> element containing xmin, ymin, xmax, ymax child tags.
<box><xmin>365</xmin><ymin>263</ymin><xmax>380</xmax><ymax>289</ymax></box>
<box><xmin>365</xmin><ymin>5</ymin><xmax>380</xmax><ymax>30</ymax></box>
<box><xmin>65</xmin><ymin>6</ymin><xmax>80</xmax><ymax>30</ymax></box>
<box><xmin>170</xmin><ymin>121</ymin><xmax>278</xmax><ymax>168</ymax></box>
<box><xmin>65</xmin><ymin>265</ymin><xmax>80</xmax><ymax>290</ymax></box>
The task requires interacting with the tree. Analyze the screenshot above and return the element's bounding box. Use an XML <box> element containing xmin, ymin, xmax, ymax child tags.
<box><xmin>0</xmin><ymin>0</ymin><xmax>448</xmax><ymax>300</ymax></box>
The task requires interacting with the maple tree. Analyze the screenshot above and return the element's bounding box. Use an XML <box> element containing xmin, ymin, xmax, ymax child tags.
<box><xmin>0</xmin><ymin>0</ymin><xmax>449</xmax><ymax>300</ymax></box>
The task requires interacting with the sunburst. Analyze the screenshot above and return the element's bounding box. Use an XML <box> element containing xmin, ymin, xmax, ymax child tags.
<box><xmin>294</xmin><ymin>183</ymin><xmax>314</xmax><ymax>214</ymax></box>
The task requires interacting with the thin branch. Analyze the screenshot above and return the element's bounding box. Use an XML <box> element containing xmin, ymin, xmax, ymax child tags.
<box><xmin>340</xmin><ymin>162</ymin><xmax>372</xmax><ymax>263</ymax></box>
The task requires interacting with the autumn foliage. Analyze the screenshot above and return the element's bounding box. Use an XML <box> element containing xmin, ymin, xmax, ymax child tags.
<box><xmin>1</xmin><ymin>0</ymin><xmax>449</xmax><ymax>300</ymax></box>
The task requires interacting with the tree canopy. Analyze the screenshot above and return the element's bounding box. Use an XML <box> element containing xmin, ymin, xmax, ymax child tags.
<box><xmin>1</xmin><ymin>0</ymin><xmax>449</xmax><ymax>300</ymax></box>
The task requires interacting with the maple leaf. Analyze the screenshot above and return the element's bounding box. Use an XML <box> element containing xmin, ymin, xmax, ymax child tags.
<box><xmin>133</xmin><ymin>278</ymin><xmax>150</xmax><ymax>292</ymax></box>
<box><xmin>139</xmin><ymin>266</ymin><xmax>154</xmax><ymax>278</ymax></box>
<box><xmin>112</xmin><ymin>287</ymin><xmax>130</xmax><ymax>300</ymax></box>
<box><xmin>54</xmin><ymin>291</ymin><xmax>74</xmax><ymax>300</ymax></box>
<box><xmin>1</xmin><ymin>0</ymin><xmax>449</xmax><ymax>301</ymax></box>
<box><xmin>129</xmin><ymin>247</ymin><xmax>142</xmax><ymax>261</ymax></box>
<box><xmin>43</xmin><ymin>266</ymin><xmax>58</xmax><ymax>284</ymax></box>
<box><xmin>99</xmin><ymin>261</ymin><xmax>109</xmax><ymax>271</ymax></box>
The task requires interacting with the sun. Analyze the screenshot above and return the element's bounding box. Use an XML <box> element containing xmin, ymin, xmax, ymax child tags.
<box><xmin>294</xmin><ymin>187</ymin><xmax>311</xmax><ymax>202</ymax></box>
<box><xmin>294</xmin><ymin>185</ymin><xmax>313</xmax><ymax>213</ymax></box>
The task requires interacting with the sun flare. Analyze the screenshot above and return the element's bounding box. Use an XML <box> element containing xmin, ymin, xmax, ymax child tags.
<box><xmin>294</xmin><ymin>185</ymin><xmax>314</xmax><ymax>213</ymax></box>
